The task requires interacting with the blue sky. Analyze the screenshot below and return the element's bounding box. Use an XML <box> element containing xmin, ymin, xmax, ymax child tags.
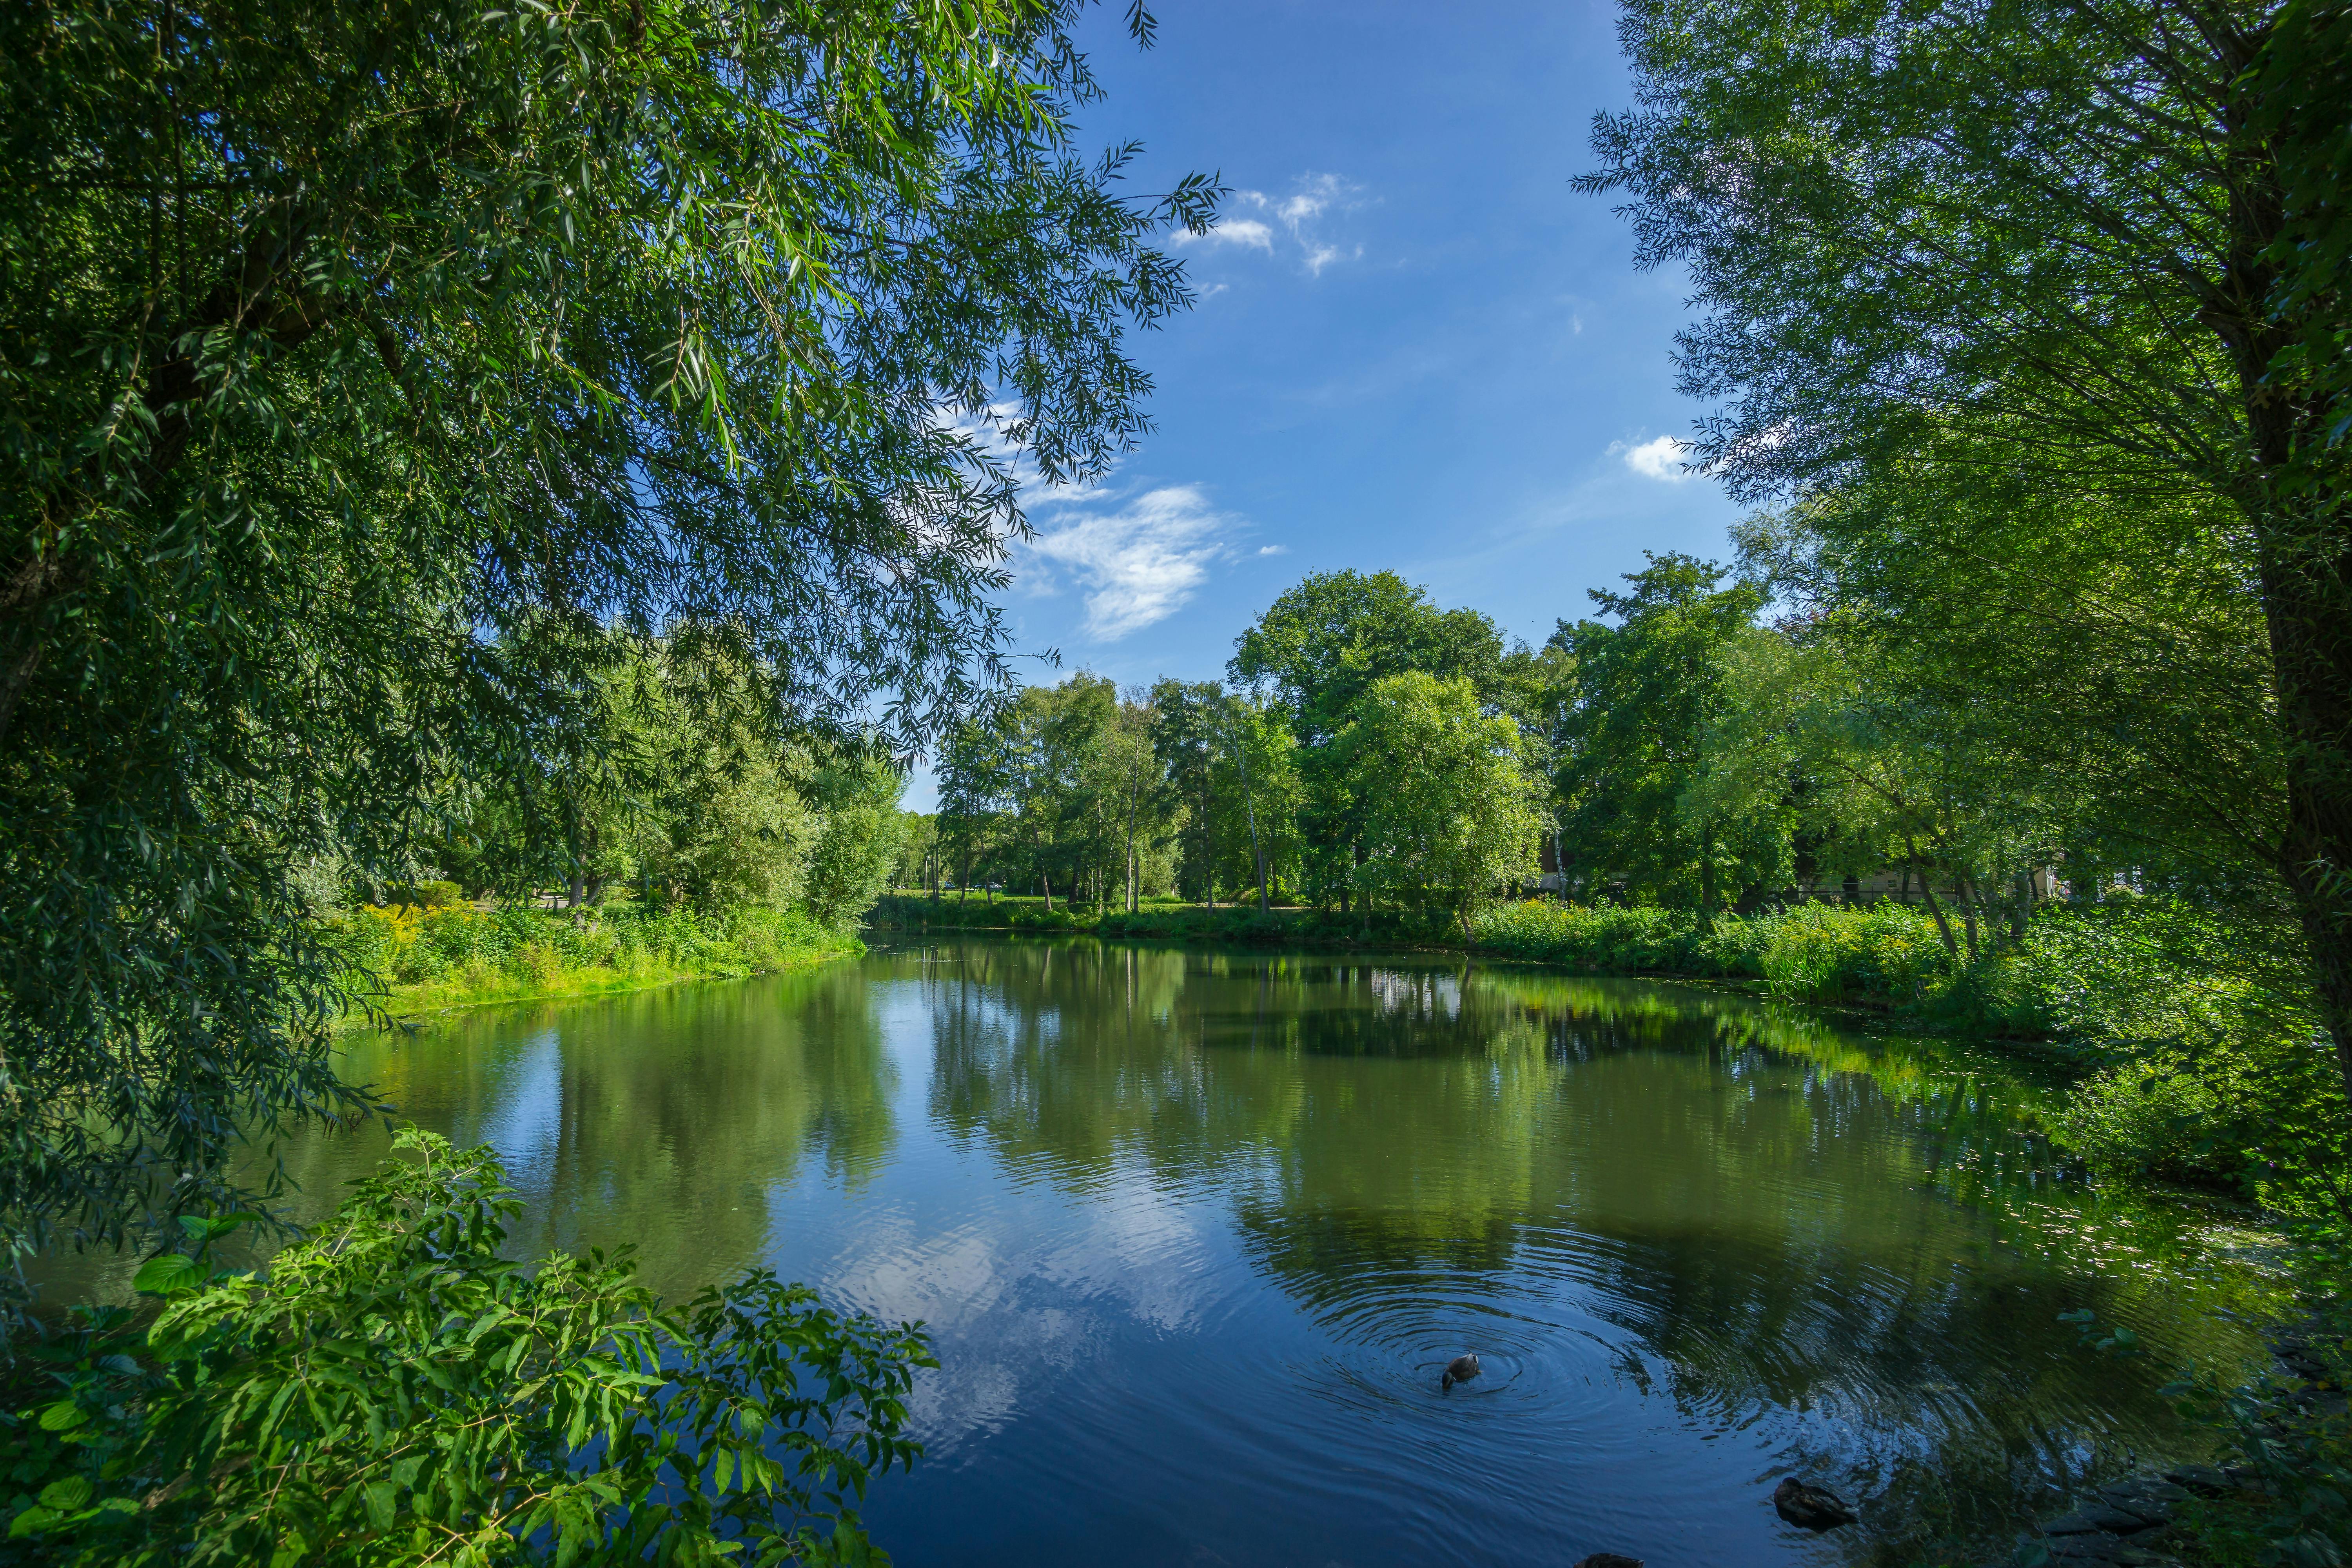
<box><xmin>915</xmin><ymin>1</ymin><xmax>1742</xmax><ymax>803</ymax></box>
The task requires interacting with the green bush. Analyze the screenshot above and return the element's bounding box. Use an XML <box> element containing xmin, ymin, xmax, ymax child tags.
<box><xmin>1465</xmin><ymin>901</ymin><xmax>1707</xmax><ymax>973</ymax></box>
<box><xmin>327</xmin><ymin>902</ymin><xmax>851</xmax><ymax>1005</ymax></box>
<box><xmin>1</xmin><ymin>1131</ymin><xmax>931</xmax><ymax>1565</ymax></box>
<box><xmin>386</xmin><ymin>879</ymin><xmax>465</xmax><ymax>909</ymax></box>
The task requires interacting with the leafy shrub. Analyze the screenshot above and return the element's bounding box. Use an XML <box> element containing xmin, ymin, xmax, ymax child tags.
<box><xmin>1465</xmin><ymin>901</ymin><xmax>1706</xmax><ymax>973</ymax></box>
<box><xmin>326</xmin><ymin>903</ymin><xmax>852</xmax><ymax>1009</ymax></box>
<box><xmin>1748</xmin><ymin>902</ymin><xmax>1951</xmax><ymax>1002</ymax></box>
<box><xmin>387</xmin><ymin>879</ymin><xmax>466</xmax><ymax>909</ymax></box>
<box><xmin>2</xmin><ymin>1132</ymin><xmax>931</xmax><ymax>1565</ymax></box>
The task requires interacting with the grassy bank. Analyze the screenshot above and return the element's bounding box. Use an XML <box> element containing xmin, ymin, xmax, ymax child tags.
<box><xmin>330</xmin><ymin>902</ymin><xmax>861</xmax><ymax>1020</ymax></box>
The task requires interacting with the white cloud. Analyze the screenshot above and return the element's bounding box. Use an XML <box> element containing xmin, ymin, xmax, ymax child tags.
<box><xmin>1303</xmin><ymin>243</ymin><xmax>1360</xmax><ymax>277</ymax></box>
<box><xmin>1022</xmin><ymin>485</ymin><xmax>1237</xmax><ymax>639</ymax></box>
<box><xmin>1256</xmin><ymin>544</ymin><xmax>1288</xmax><ymax>556</ymax></box>
<box><xmin>1183</xmin><ymin>174</ymin><xmax>1367</xmax><ymax>278</ymax></box>
<box><xmin>1172</xmin><ymin>217</ymin><xmax>1274</xmax><ymax>251</ymax></box>
<box><xmin>1609</xmin><ymin>434</ymin><xmax>1694</xmax><ymax>483</ymax></box>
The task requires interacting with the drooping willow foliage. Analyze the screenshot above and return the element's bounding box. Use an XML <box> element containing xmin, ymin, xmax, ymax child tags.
<box><xmin>0</xmin><ymin>0</ymin><xmax>1216</xmax><ymax>1268</ymax></box>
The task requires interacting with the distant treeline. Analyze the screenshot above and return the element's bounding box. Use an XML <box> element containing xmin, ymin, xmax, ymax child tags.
<box><xmin>895</xmin><ymin>557</ymin><xmax>2201</xmax><ymax>973</ymax></box>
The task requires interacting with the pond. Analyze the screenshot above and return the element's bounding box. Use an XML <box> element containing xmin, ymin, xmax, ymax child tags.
<box><xmin>43</xmin><ymin>938</ymin><xmax>2287</xmax><ymax>1566</ymax></box>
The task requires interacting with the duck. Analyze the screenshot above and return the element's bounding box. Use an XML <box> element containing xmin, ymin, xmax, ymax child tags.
<box><xmin>1773</xmin><ymin>1477</ymin><xmax>1858</xmax><ymax>1530</ymax></box>
<box><xmin>1440</xmin><ymin>1353</ymin><xmax>1481</xmax><ymax>1392</ymax></box>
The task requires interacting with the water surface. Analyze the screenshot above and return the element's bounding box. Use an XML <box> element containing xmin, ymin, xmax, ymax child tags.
<box><xmin>46</xmin><ymin>940</ymin><xmax>2287</xmax><ymax>1566</ymax></box>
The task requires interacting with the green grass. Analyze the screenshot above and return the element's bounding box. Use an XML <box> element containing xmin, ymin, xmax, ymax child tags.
<box><xmin>328</xmin><ymin>902</ymin><xmax>860</xmax><ymax>1022</ymax></box>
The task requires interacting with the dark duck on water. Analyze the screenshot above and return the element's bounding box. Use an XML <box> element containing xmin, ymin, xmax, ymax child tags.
<box><xmin>1773</xmin><ymin>1478</ymin><xmax>1858</xmax><ymax>1530</ymax></box>
<box><xmin>1440</xmin><ymin>1354</ymin><xmax>1481</xmax><ymax>1392</ymax></box>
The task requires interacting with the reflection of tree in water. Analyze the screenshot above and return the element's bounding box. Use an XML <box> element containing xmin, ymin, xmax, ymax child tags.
<box><xmin>920</xmin><ymin>942</ymin><xmax>2285</xmax><ymax>1567</ymax></box>
<box><xmin>292</xmin><ymin>966</ymin><xmax>900</xmax><ymax>1302</ymax></box>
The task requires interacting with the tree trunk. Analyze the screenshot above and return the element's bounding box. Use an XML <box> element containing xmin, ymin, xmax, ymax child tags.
<box><xmin>1200</xmin><ymin>777</ymin><xmax>1216</xmax><ymax>911</ymax></box>
<box><xmin>1906</xmin><ymin>837</ymin><xmax>1961</xmax><ymax>962</ymax></box>
<box><xmin>2260</xmin><ymin>548</ymin><xmax>2352</xmax><ymax>1106</ymax></box>
<box><xmin>1698</xmin><ymin>826</ymin><xmax>1717</xmax><ymax>928</ymax></box>
<box><xmin>2210</xmin><ymin>84</ymin><xmax>2352</xmax><ymax>1107</ymax></box>
<box><xmin>1041</xmin><ymin>870</ymin><xmax>1053</xmax><ymax>914</ymax></box>
<box><xmin>1233</xmin><ymin>727</ymin><xmax>1270</xmax><ymax>913</ymax></box>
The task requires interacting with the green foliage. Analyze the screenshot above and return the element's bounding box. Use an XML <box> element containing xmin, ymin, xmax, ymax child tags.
<box><xmin>802</xmin><ymin>762</ymin><xmax>909</xmax><ymax>933</ymax></box>
<box><xmin>1229</xmin><ymin>570</ymin><xmax>1515</xmax><ymax>906</ymax></box>
<box><xmin>1551</xmin><ymin>554</ymin><xmax>1775</xmax><ymax>908</ymax></box>
<box><xmin>1229</xmin><ymin>569</ymin><xmax>1510</xmax><ymax>750</ymax></box>
<box><xmin>1582</xmin><ymin>0</ymin><xmax>2352</xmax><ymax>1096</ymax></box>
<box><xmin>331</xmin><ymin>902</ymin><xmax>850</xmax><ymax>1011</ymax></box>
<box><xmin>939</xmin><ymin>675</ymin><xmax>1183</xmax><ymax>911</ymax></box>
<box><xmin>1</xmin><ymin>1131</ymin><xmax>932</xmax><ymax>1564</ymax></box>
<box><xmin>1145</xmin><ymin>679</ymin><xmax>1301</xmax><ymax>907</ymax></box>
<box><xmin>387</xmin><ymin>880</ymin><xmax>466</xmax><ymax>911</ymax></box>
<box><xmin>1</xmin><ymin>0</ymin><xmax>1214</xmax><ymax>1268</ymax></box>
<box><xmin>1335</xmin><ymin>672</ymin><xmax>1539</xmax><ymax>918</ymax></box>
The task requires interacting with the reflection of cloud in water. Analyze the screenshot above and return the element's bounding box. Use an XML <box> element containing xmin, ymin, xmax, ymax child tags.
<box><xmin>1037</xmin><ymin>1167</ymin><xmax>1216</xmax><ymax>1334</ymax></box>
<box><xmin>457</xmin><ymin>1027</ymin><xmax>562</xmax><ymax>1184</ymax></box>
<box><xmin>817</xmin><ymin>1162</ymin><xmax>1218</xmax><ymax>1456</ymax></box>
<box><xmin>820</xmin><ymin>1214</ymin><xmax>1077</xmax><ymax>1455</ymax></box>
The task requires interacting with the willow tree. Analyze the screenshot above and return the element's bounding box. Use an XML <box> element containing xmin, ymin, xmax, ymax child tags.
<box><xmin>0</xmin><ymin>0</ymin><xmax>1214</xmax><ymax>1266</ymax></box>
<box><xmin>1583</xmin><ymin>0</ymin><xmax>2352</xmax><ymax>1084</ymax></box>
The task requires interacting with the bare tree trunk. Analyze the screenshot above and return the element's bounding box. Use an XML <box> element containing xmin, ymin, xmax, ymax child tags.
<box><xmin>1041</xmin><ymin>870</ymin><xmax>1053</xmax><ymax>914</ymax></box>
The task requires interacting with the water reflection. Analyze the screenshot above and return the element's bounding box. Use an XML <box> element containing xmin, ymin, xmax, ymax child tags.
<box><xmin>30</xmin><ymin>938</ymin><xmax>2285</xmax><ymax>1568</ymax></box>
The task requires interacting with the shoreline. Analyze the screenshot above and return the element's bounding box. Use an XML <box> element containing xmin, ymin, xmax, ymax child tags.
<box><xmin>338</xmin><ymin>939</ymin><xmax>864</xmax><ymax>1028</ymax></box>
<box><xmin>866</xmin><ymin>896</ymin><xmax>2058</xmax><ymax>1042</ymax></box>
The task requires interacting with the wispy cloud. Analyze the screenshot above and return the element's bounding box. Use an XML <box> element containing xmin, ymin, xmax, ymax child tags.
<box><xmin>1022</xmin><ymin>486</ymin><xmax>1238</xmax><ymax>639</ymax></box>
<box><xmin>1171</xmin><ymin>216</ymin><xmax>1274</xmax><ymax>251</ymax></box>
<box><xmin>1608</xmin><ymin>434</ymin><xmax>1693</xmax><ymax>483</ymax></box>
<box><xmin>1176</xmin><ymin>173</ymin><xmax>1367</xmax><ymax>278</ymax></box>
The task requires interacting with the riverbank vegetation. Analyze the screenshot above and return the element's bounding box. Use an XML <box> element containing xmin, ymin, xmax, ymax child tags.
<box><xmin>333</xmin><ymin>902</ymin><xmax>859</xmax><ymax>1019</ymax></box>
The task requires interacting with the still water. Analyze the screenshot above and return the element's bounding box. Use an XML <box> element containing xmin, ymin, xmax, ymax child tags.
<box><xmin>53</xmin><ymin>939</ymin><xmax>2287</xmax><ymax>1566</ymax></box>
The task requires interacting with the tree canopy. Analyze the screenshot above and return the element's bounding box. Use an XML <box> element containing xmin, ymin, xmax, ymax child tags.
<box><xmin>1583</xmin><ymin>0</ymin><xmax>2352</xmax><ymax>1092</ymax></box>
<box><xmin>0</xmin><ymin>0</ymin><xmax>1214</xmax><ymax>1263</ymax></box>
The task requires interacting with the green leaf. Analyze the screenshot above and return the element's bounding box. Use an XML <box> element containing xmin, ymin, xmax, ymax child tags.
<box><xmin>37</xmin><ymin>1475</ymin><xmax>92</xmax><ymax>1510</ymax></box>
<box><xmin>133</xmin><ymin>1253</ymin><xmax>199</xmax><ymax>1296</ymax></box>
<box><xmin>36</xmin><ymin>1402</ymin><xmax>85</xmax><ymax>1432</ymax></box>
<box><xmin>8</xmin><ymin>1506</ymin><xmax>61</xmax><ymax>1538</ymax></box>
<box><xmin>364</xmin><ymin>1479</ymin><xmax>398</xmax><ymax>1531</ymax></box>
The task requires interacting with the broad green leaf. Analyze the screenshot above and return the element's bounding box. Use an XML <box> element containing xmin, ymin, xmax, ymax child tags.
<box><xmin>133</xmin><ymin>1253</ymin><xmax>199</xmax><ymax>1296</ymax></box>
<box><xmin>37</xmin><ymin>1475</ymin><xmax>92</xmax><ymax>1509</ymax></box>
